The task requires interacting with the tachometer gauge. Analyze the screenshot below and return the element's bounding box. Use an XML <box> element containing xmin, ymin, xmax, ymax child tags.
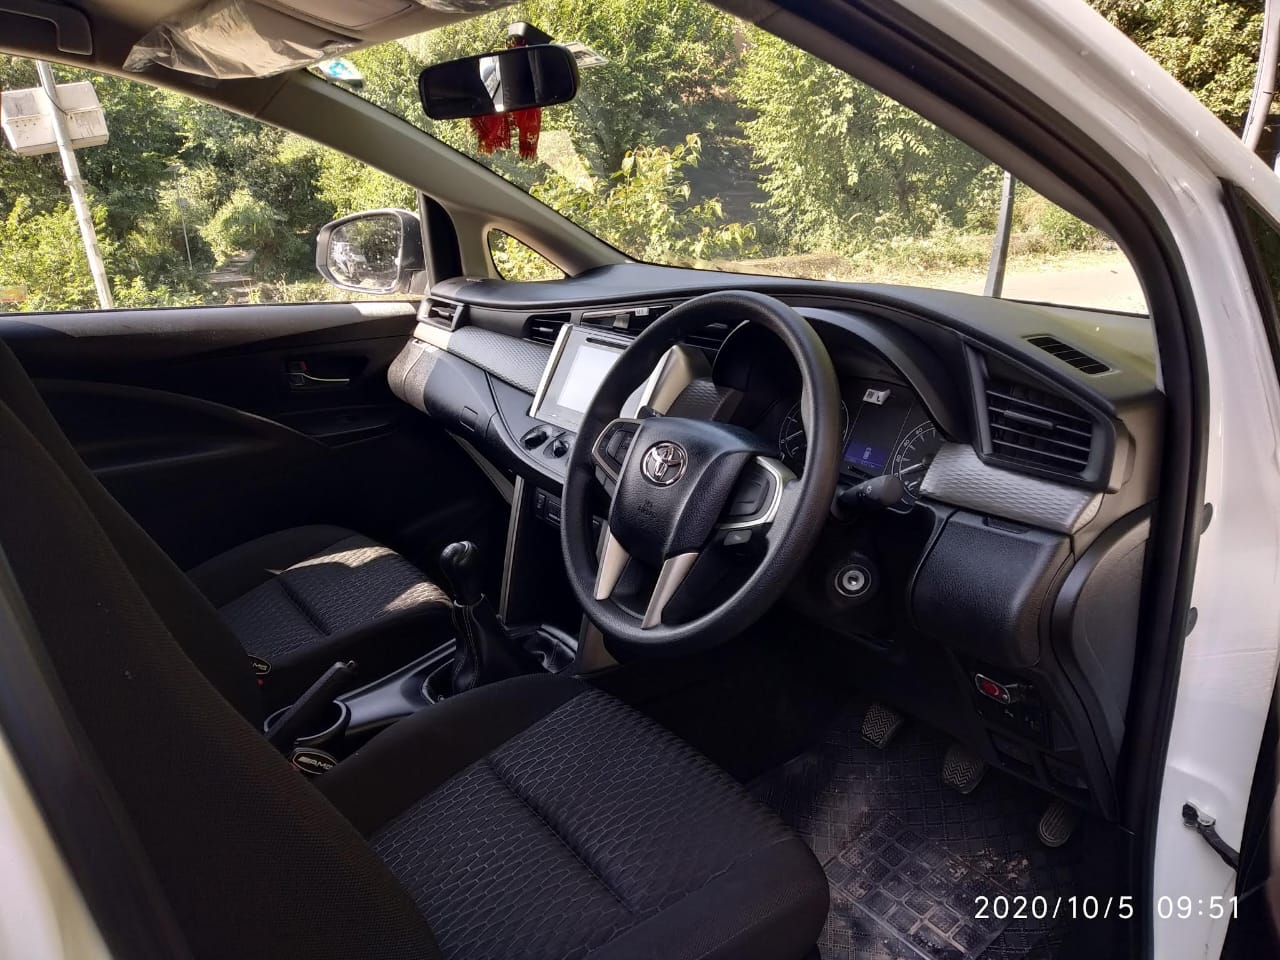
<box><xmin>890</xmin><ymin>423</ymin><xmax>941</xmax><ymax>503</ymax></box>
<box><xmin>778</xmin><ymin>400</ymin><xmax>850</xmax><ymax>469</ymax></box>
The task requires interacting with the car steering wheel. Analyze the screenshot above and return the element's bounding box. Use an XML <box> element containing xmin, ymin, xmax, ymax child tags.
<box><xmin>561</xmin><ymin>290</ymin><xmax>842</xmax><ymax>657</ymax></box>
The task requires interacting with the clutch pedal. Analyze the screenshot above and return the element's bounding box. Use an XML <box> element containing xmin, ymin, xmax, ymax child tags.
<box><xmin>860</xmin><ymin>702</ymin><xmax>905</xmax><ymax>749</ymax></box>
<box><xmin>941</xmin><ymin>743</ymin><xmax>986</xmax><ymax>794</ymax></box>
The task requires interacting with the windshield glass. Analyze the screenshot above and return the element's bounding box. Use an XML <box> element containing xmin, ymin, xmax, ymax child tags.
<box><xmin>338</xmin><ymin>2</ymin><xmax>1145</xmax><ymax>313</ymax></box>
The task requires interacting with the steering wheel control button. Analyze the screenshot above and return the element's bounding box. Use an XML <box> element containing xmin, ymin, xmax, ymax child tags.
<box><xmin>640</xmin><ymin>441</ymin><xmax>688</xmax><ymax>486</ymax></box>
<box><xmin>727</xmin><ymin>475</ymin><xmax>768</xmax><ymax>518</ymax></box>
<box><xmin>722</xmin><ymin>529</ymin><xmax>752</xmax><ymax>548</ymax></box>
<box><xmin>835</xmin><ymin>563</ymin><xmax>870</xmax><ymax>598</ymax></box>
<box><xmin>591</xmin><ymin>418</ymin><xmax>642</xmax><ymax>481</ymax></box>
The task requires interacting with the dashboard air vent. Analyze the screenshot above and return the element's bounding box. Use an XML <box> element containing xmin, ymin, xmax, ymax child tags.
<box><xmin>526</xmin><ymin>313</ymin><xmax>570</xmax><ymax>345</ymax></box>
<box><xmin>682</xmin><ymin>321</ymin><xmax>733</xmax><ymax>355</ymax></box>
<box><xmin>985</xmin><ymin>378</ymin><xmax>1095</xmax><ymax>475</ymax></box>
<box><xmin>422</xmin><ymin>297</ymin><xmax>463</xmax><ymax>329</ymax></box>
<box><xmin>1024</xmin><ymin>334</ymin><xmax>1111</xmax><ymax>375</ymax></box>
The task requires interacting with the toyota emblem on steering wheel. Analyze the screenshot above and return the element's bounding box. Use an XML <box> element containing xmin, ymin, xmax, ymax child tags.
<box><xmin>641</xmin><ymin>441</ymin><xmax>688</xmax><ymax>486</ymax></box>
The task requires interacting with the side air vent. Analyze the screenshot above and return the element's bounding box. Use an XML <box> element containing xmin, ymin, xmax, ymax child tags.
<box><xmin>985</xmin><ymin>378</ymin><xmax>1095</xmax><ymax>476</ymax></box>
<box><xmin>1024</xmin><ymin>334</ymin><xmax>1112</xmax><ymax>375</ymax></box>
<box><xmin>422</xmin><ymin>297</ymin><xmax>464</xmax><ymax>329</ymax></box>
<box><xmin>526</xmin><ymin>313</ymin><xmax>571</xmax><ymax>345</ymax></box>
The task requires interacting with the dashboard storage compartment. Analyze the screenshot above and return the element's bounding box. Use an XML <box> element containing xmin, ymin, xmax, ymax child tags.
<box><xmin>911</xmin><ymin>510</ymin><xmax>1071</xmax><ymax>669</ymax></box>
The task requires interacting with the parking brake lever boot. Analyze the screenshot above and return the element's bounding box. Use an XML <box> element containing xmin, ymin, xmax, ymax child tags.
<box><xmin>439</xmin><ymin>541</ymin><xmax>527</xmax><ymax>695</ymax></box>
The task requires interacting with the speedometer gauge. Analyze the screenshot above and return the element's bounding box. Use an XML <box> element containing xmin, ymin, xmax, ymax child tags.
<box><xmin>778</xmin><ymin>400</ymin><xmax>850</xmax><ymax>469</ymax></box>
<box><xmin>890</xmin><ymin>423</ymin><xmax>941</xmax><ymax>503</ymax></box>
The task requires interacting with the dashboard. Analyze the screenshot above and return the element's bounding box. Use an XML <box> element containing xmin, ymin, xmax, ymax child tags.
<box><xmin>389</xmin><ymin>262</ymin><xmax>1165</xmax><ymax>823</ymax></box>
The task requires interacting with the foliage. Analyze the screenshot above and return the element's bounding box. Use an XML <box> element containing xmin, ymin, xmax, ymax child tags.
<box><xmin>200</xmin><ymin>188</ymin><xmax>310</xmax><ymax>278</ymax></box>
<box><xmin>529</xmin><ymin>135</ymin><xmax>757</xmax><ymax>264</ymax></box>
<box><xmin>0</xmin><ymin>198</ymin><xmax>105</xmax><ymax>311</ymax></box>
<box><xmin>733</xmin><ymin>29</ymin><xmax>1002</xmax><ymax>254</ymax></box>
<box><xmin>489</xmin><ymin>231</ymin><xmax>566</xmax><ymax>281</ymax></box>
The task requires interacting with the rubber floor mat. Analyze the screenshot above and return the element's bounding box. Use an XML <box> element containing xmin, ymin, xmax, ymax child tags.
<box><xmin>828</xmin><ymin>814</ymin><xmax>1010</xmax><ymax>960</ymax></box>
<box><xmin>751</xmin><ymin>702</ymin><xmax>1085</xmax><ymax>960</ymax></box>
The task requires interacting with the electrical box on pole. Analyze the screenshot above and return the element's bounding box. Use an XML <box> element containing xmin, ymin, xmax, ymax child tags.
<box><xmin>1</xmin><ymin>81</ymin><xmax>108</xmax><ymax>155</ymax></box>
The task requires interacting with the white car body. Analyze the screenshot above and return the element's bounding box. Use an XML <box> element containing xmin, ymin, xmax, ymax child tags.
<box><xmin>2</xmin><ymin>2</ymin><xmax>1279</xmax><ymax>958</ymax></box>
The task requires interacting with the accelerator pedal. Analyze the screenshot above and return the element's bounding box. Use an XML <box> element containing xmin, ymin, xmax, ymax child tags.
<box><xmin>941</xmin><ymin>743</ymin><xmax>987</xmax><ymax>795</ymax></box>
<box><xmin>1038</xmin><ymin>799</ymin><xmax>1079</xmax><ymax>848</ymax></box>
<box><xmin>860</xmin><ymin>702</ymin><xmax>905</xmax><ymax>750</ymax></box>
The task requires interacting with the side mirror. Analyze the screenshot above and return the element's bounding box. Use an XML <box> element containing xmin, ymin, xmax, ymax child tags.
<box><xmin>315</xmin><ymin>209</ymin><xmax>424</xmax><ymax>294</ymax></box>
<box><xmin>418</xmin><ymin>45</ymin><xmax>579</xmax><ymax>121</ymax></box>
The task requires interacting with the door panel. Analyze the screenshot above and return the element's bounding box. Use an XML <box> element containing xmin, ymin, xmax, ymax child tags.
<box><xmin>1</xmin><ymin>303</ymin><xmax>508</xmax><ymax>573</ymax></box>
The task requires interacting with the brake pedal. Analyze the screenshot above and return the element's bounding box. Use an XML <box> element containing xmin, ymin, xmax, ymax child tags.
<box><xmin>1038</xmin><ymin>799</ymin><xmax>1079</xmax><ymax>848</ymax></box>
<box><xmin>860</xmin><ymin>702</ymin><xmax>905</xmax><ymax>749</ymax></box>
<box><xmin>941</xmin><ymin>743</ymin><xmax>986</xmax><ymax>794</ymax></box>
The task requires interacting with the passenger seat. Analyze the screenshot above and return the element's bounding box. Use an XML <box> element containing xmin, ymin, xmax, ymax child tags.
<box><xmin>188</xmin><ymin>525</ymin><xmax>452</xmax><ymax>698</ymax></box>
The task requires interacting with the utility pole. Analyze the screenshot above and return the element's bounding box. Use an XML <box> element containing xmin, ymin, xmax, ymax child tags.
<box><xmin>984</xmin><ymin>170</ymin><xmax>1016</xmax><ymax>298</ymax></box>
<box><xmin>34</xmin><ymin>60</ymin><xmax>113</xmax><ymax>308</ymax></box>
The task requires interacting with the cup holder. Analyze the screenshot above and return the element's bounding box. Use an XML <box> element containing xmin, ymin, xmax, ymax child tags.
<box><xmin>264</xmin><ymin>699</ymin><xmax>351</xmax><ymax>748</ymax></box>
<box><xmin>423</xmin><ymin>661</ymin><xmax>454</xmax><ymax>704</ymax></box>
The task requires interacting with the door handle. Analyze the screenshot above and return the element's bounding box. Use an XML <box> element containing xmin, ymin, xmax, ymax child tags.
<box><xmin>286</xmin><ymin>360</ymin><xmax>351</xmax><ymax>390</ymax></box>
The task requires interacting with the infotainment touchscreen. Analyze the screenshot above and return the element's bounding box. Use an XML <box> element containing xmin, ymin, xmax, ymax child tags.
<box><xmin>529</xmin><ymin>325</ymin><xmax>642</xmax><ymax>432</ymax></box>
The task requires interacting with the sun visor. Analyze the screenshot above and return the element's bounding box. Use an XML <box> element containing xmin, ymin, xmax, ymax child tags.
<box><xmin>124</xmin><ymin>0</ymin><xmax>518</xmax><ymax>80</ymax></box>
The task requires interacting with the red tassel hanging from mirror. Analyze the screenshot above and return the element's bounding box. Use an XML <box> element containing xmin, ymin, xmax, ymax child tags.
<box><xmin>470</xmin><ymin>114</ymin><xmax>510</xmax><ymax>154</ymax></box>
<box><xmin>513</xmin><ymin>107</ymin><xmax>541</xmax><ymax>160</ymax></box>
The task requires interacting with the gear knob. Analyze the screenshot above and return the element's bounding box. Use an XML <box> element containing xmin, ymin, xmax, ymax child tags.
<box><xmin>440</xmin><ymin>541</ymin><xmax>484</xmax><ymax>606</ymax></box>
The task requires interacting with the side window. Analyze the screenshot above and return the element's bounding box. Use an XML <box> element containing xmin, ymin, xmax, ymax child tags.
<box><xmin>488</xmin><ymin>230</ymin><xmax>565</xmax><ymax>281</ymax></box>
<box><xmin>0</xmin><ymin>55</ymin><xmax>415</xmax><ymax>313</ymax></box>
<box><xmin>999</xmin><ymin>185</ymin><xmax>1147</xmax><ymax>314</ymax></box>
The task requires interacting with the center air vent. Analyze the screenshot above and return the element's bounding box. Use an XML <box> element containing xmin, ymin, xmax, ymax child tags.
<box><xmin>683</xmin><ymin>321</ymin><xmax>733</xmax><ymax>355</ymax></box>
<box><xmin>985</xmin><ymin>378</ymin><xmax>1095</xmax><ymax>476</ymax></box>
<box><xmin>1024</xmin><ymin>334</ymin><xmax>1111</xmax><ymax>375</ymax></box>
<box><xmin>526</xmin><ymin>313</ymin><xmax>570</xmax><ymax>345</ymax></box>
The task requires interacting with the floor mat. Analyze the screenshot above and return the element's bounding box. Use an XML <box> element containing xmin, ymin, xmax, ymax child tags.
<box><xmin>751</xmin><ymin>702</ymin><xmax>1084</xmax><ymax>960</ymax></box>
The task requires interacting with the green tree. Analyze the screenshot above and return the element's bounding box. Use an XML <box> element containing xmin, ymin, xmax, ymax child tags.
<box><xmin>733</xmin><ymin>29</ymin><xmax>999</xmax><ymax>254</ymax></box>
<box><xmin>200</xmin><ymin>188</ymin><xmax>311</xmax><ymax>278</ymax></box>
<box><xmin>530</xmin><ymin>134</ymin><xmax>756</xmax><ymax>263</ymax></box>
<box><xmin>0</xmin><ymin>198</ymin><xmax>107</xmax><ymax>311</ymax></box>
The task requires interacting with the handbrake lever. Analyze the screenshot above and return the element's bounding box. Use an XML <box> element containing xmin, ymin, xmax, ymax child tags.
<box><xmin>265</xmin><ymin>660</ymin><xmax>358</xmax><ymax>754</ymax></box>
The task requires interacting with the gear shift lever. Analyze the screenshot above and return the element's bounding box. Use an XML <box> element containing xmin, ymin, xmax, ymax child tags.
<box><xmin>439</xmin><ymin>541</ymin><xmax>526</xmax><ymax>695</ymax></box>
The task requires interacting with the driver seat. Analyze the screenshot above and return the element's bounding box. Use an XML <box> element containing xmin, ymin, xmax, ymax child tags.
<box><xmin>0</xmin><ymin>340</ymin><xmax>829</xmax><ymax>959</ymax></box>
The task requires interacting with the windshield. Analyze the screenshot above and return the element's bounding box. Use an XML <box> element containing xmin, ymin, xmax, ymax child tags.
<box><xmin>338</xmin><ymin>3</ymin><xmax>1145</xmax><ymax>313</ymax></box>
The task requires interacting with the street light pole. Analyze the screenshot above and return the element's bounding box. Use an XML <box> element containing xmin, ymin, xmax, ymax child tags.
<box><xmin>34</xmin><ymin>60</ymin><xmax>113</xmax><ymax>309</ymax></box>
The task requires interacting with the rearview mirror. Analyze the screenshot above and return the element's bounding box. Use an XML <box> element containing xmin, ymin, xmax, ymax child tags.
<box><xmin>418</xmin><ymin>45</ymin><xmax>579</xmax><ymax>121</ymax></box>
<box><xmin>315</xmin><ymin>209</ymin><xmax>424</xmax><ymax>295</ymax></box>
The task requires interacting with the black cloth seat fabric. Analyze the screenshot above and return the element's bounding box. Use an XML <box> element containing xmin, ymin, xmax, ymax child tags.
<box><xmin>0</xmin><ymin>335</ymin><xmax>829</xmax><ymax>960</ymax></box>
<box><xmin>321</xmin><ymin>674</ymin><xmax>830</xmax><ymax>960</ymax></box>
<box><xmin>188</xmin><ymin>525</ymin><xmax>452</xmax><ymax>700</ymax></box>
